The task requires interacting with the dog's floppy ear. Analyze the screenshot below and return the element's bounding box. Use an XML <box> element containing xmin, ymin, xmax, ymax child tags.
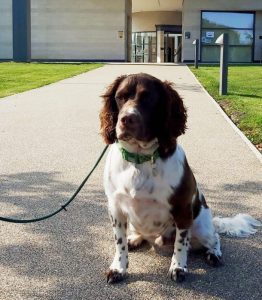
<box><xmin>164</xmin><ymin>81</ymin><xmax>187</xmax><ymax>137</ymax></box>
<box><xmin>99</xmin><ymin>75</ymin><xmax>127</xmax><ymax>144</ymax></box>
<box><xmin>158</xmin><ymin>81</ymin><xmax>187</xmax><ymax>157</ymax></box>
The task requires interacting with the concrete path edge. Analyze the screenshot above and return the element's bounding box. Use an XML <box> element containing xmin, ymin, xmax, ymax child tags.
<box><xmin>187</xmin><ymin>65</ymin><xmax>262</xmax><ymax>164</ymax></box>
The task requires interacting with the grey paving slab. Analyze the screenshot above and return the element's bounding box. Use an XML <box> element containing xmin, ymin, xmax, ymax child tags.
<box><xmin>0</xmin><ymin>64</ymin><xmax>261</xmax><ymax>300</ymax></box>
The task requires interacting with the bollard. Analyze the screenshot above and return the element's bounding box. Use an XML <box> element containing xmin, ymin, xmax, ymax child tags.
<box><xmin>215</xmin><ymin>33</ymin><xmax>229</xmax><ymax>95</ymax></box>
<box><xmin>192</xmin><ymin>39</ymin><xmax>199</xmax><ymax>69</ymax></box>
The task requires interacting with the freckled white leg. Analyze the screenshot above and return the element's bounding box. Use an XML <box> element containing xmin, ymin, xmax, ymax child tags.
<box><xmin>168</xmin><ymin>228</ymin><xmax>190</xmax><ymax>282</ymax></box>
<box><xmin>192</xmin><ymin>207</ymin><xmax>222</xmax><ymax>266</ymax></box>
<box><xmin>106</xmin><ymin>204</ymin><xmax>128</xmax><ymax>284</ymax></box>
<box><xmin>127</xmin><ymin>223</ymin><xmax>145</xmax><ymax>250</ymax></box>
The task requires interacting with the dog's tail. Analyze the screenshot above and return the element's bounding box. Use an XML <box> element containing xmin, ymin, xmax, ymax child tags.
<box><xmin>213</xmin><ymin>214</ymin><xmax>261</xmax><ymax>237</ymax></box>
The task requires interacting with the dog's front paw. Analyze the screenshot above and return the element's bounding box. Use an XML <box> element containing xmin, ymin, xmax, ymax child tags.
<box><xmin>168</xmin><ymin>267</ymin><xmax>188</xmax><ymax>283</ymax></box>
<box><xmin>106</xmin><ymin>269</ymin><xmax>126</xmax><ymax>284</ymax></box>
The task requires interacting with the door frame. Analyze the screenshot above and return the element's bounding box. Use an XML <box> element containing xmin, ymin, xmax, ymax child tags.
<box><xmin>155</xmin><ymin>25</ymin><xmax>182</xmax><ymax>63</ymax></box>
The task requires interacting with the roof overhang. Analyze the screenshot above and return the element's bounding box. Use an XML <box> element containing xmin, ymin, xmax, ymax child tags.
<box><xmin>132</xmin><ymin>0</ymin><xmax>183</xmax><ymax>13</ymax></box>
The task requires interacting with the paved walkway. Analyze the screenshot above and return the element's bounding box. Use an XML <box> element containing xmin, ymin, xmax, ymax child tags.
<box><xmin>0</xmin><ymin>64</ymin><xmax>261</xmax><ymax>300</ymax></box>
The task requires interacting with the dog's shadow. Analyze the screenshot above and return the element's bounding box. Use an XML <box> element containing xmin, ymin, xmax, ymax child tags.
<box><xmin>121</xmin><ymin>236</ymin><xmax>261</xmax><ymax>299</ymax></box>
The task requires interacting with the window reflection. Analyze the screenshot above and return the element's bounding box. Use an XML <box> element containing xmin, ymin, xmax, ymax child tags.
<box><xmin>201</xmin><ymin>11</ymin><xmax>254</xmax><ymax>62</ymax></box>
<box><xmin>202</xmin><ymin>12</ymin><xmax>254</xmax><ymax>29</ymax></box>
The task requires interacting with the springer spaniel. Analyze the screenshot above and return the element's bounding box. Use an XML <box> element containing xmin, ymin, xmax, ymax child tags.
<box><xmin>99</xmin><ymin>73</ymin><xmax>261</xmax><ymax>283</ymax></box>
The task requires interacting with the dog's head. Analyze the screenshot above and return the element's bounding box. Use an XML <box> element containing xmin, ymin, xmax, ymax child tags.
<box><xmin>99</xmin><ymin>73</ymin><xmax>187</xmax><ymax>158</ymax></box>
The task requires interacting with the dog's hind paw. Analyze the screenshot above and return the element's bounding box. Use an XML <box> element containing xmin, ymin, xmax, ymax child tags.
<box><xmin>127</xmin><ymin>234</ymin><xmax>146</xmax><ymax>251</ymax></box>
<box><xmin>206</xmin><ymin>253</ymin><xmax>223</xmax><ymax>267</ymax></box>
<box><xmin>106</xmin><ymin>269</ymin><xmax>126</xmax><ymax>284</ymax></box>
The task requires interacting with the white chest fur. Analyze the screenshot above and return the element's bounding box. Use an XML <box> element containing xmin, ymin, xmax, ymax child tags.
<box><xmin>104</xmin><ymin>143</ymin><xmax>185</xmax><ymax>237</ymax></box>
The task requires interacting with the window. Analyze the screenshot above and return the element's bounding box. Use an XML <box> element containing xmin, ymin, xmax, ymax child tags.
<box><xmin>132</xmin><ymin>32</ymin><xmax>157</xmax><ymax>63</ymax></box>
<box><xmin>201</xmin><ymin>11</ymin><xmax>254</xmax><ymax>63</ymax></box>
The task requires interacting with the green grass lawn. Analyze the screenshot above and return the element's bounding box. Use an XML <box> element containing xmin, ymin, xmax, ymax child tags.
<box><xmin>0</xmin><ymin>62</ymin><xmax>103</xmax><ymax>98</ymax></box>
<box><xmin>189</xmin><ymin>65</ymin><xmax>262</xmax><ymax>151</ymax></box>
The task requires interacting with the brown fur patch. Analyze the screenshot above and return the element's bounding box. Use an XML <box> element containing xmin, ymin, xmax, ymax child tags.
<box><xmin>192</xmin><ymin>189</ymin><xmax>202</xmax><ymax>219</ymax></box>
<box><xmin>169</xmin><ymin>157</ymin><xmax>196</xmax><ymax>229</ymax></box>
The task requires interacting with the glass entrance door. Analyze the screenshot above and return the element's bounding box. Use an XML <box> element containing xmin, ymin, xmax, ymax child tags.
<box><xmin>132</xmin><ymin>32</ymin><xmax>157</xmax><ymax>63</ymax></box>
<box><xmin>164</xmin><ymin>33</ymin><xmax>182</xmax><ymax>63</ymax></box>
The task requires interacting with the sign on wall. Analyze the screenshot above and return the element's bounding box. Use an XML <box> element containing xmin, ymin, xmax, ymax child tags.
<box><xmin>118</xmin><ymin>31</ymin><xmax>124</xmax><ymax>39</ymax></box>
<box><xmin>206</xmin><ymin>31</ymin><xmax>215</xmax><ymax>38</ymax></box>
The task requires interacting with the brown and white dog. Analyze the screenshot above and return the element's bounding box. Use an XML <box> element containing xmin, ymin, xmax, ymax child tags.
<box><xmin>99</xmin><ymin>73</ymin><xmax>261</xmax><ymax>283</ymax></box>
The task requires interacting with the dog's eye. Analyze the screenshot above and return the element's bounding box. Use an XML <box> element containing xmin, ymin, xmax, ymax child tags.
<box><xmin>115</xmin><ymin>96</ymin><xmax>126</xmax><ymax>104</ymax></box>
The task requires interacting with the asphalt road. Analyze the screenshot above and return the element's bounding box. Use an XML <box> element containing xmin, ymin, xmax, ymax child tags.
<box><xmin>0</xmin><ymin>64</ymin><xmax>261</xmax><ymax>300</ymax></box>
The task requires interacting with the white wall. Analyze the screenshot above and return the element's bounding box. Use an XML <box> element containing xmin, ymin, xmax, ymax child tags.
<box><xmin>183</xmin><ymin>0</ymin><xmax>262</xmax><ymax>61</ymax></box>
<box><xmin>31</xmin><ymin>0</ymin><xmax>126</xmax><ymax>60</ymax></box>
<box><xmin>0</xmin><ymin>0</ymin><xmax>13</xmax><ymax>59</ymax></box>
<box><xmin>132</xmin><ymin>11</ymin><xmax>182</xmax><ymax>32</ymax></box>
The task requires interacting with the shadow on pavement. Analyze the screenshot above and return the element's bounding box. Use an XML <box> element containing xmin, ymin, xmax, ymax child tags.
<box><xmin>0</xmin><ymin>172</ymin><xmax>261</xmax><ymax>299</ymax></box>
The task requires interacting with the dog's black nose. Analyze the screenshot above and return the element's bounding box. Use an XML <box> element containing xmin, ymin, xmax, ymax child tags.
<box><xmin>121</xmin><ymin>114</ymin><xmax>138</xmax><ymax>127</ymax></box>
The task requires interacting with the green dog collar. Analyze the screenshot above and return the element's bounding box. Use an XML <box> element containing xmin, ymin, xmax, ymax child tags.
<box><xmin>118</xmin><ymin>144</ymin><xmax>159</xmax><ymax>164</ymax></box>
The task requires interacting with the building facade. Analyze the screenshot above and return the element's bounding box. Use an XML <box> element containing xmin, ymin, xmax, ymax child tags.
<box><xmin>0</xmin><ymin>0</ymin><xmax>132</xmax><ymax>61</ymax></box>
<box><xmin>132</xmin><ymin>0</ymin><xmax>262</xmax><ymax>63</ymax></box>
<box><xmin>183</xmin><ymin>0</ymin><xmax>262</xmax><ymax>63</ymax></box>
<box><xmin>0</xmin><ymin>0</ymin><xmax>262</xmax><ymax>63</ymax></box>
